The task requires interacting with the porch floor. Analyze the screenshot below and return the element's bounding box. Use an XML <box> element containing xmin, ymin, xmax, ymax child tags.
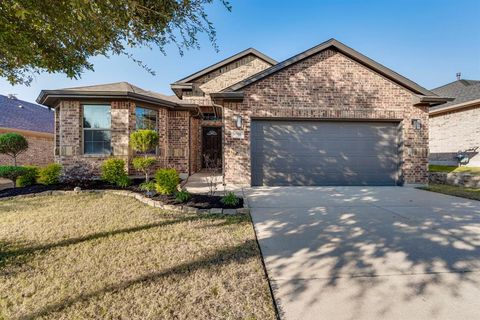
<box><xmin>184</xmin><ymin>171</ymin><xmax>243</xmax><ymax>196</ymax></box>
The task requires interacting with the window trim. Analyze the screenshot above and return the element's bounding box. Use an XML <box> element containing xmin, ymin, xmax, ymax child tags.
<box><xmin>82</xmin><ymin>103</ymin><xmax>112</xmax><ymax>156</ymax></box>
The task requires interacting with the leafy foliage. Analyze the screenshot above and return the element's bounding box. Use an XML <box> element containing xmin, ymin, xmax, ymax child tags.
<box><xmin>37</xmin><ymin>163</ymin><xmax>62</xmax><ymax>185</ymax></box>
<box><xmin>132</xmin><ymin>156</ymin><xmax>157</xmax><ymax>182</ymax></box>
<box><xmin>140</xmin><ymin>181</ymin><xmax>157</xmax><ymax>192</ymax></box>
<box><xmin>16</xmin><ymin>166</ymin><xmax>38</xmax><ymax>187</ymax></box>
<box><xmin>0</xmin><ymin>0</ymin><xmax>231</xmax><ymax>85</ymax></box>
<box><xmin>221</xmin><ymin>191</ymin><xmax>239</xmax><ymax>206</ymax></box>
<box><xmin>101</xmin><ymin>158</ymin><xmax>129</xmax><ymax>186</ymax></box>
<box><xmin>175</xmin><ymin>190</ymin><xmax>191</xmax><ymax>203</ymax></box>
<box><xmin>130</xmin><ymin>130</ymin><xmax>159</xmax><ymax>154</ymax></box>
<box><xmin>155</xmin><ymin>168</ymin><xmax>179</xmax><ymax>195</ymax></box>
<box><xmin>61</xmin><ymin>161</ymin><xmax>98</xmax><ymax>186</ymax></box>
<box><xmin>0</xmin><ymin>166</ymin><xmax>29</xmax><ymax>186</ymax></box>
<box><xmin>116</xmin><ymin>175</ymin><xmax>132</xmax><ymax>188</ymax></box>
<box><xmin>0</xmin><ymin>133</ymin><xmax>28</xmax><ymax>166</ymax></box>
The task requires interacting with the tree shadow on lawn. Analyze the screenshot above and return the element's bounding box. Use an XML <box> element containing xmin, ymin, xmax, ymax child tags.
<box><xmin>0</xmin><ymin>213</ymin><xmax>248</xmax><ymax>274</ymax></box>
<box><xmin>18</xmin><ymin>238</ymin><xmax>260</xmax><ymax>320</ymax></box>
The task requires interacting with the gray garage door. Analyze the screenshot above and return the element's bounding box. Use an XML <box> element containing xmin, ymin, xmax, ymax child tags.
<box><xmin>251</xmin><ymin>121</ymin><xmax>400</xmax><ymax>186</ymax></box>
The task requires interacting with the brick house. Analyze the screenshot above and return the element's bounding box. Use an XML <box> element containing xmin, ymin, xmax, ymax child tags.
<box><xmin>0</xmin><ymin>94</ymin><xmax>54</xmax><ymax>166</ymax></box>
<box><xmin>429</xmin><ymin>79</ymin><xmax>480</xmax><ymax>166</ymax></box>
<box><xmin>37</xmin><ymin>39</ymin><xmax>449</xmax><ymax>186</ymax></box>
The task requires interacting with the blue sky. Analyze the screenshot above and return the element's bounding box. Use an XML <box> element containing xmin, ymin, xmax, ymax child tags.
<box><xmin>1</xmin><ymin>0</ymin><xmax>479</xmax><ymax>103</ymax></box>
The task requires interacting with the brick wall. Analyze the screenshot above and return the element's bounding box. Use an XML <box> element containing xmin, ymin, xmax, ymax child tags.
<box><xmin>54</xmin><ymin>100</ymin><xmax>193</xmax><ymax>177</ymax></box>
<box><xmin>0</xmin><ymin>129</ymin><xmax>54</xmax><ymax>166</ymax></box>
<box><xmin>222</xmin><ymin>49</ymin><xmax>429</xmax><ymax>185</ymax></box>
<box><xmin>429</xmin><ymin>104</ymin><xmax>480</xmax><ymax>166</ymax></box>
<box><xmin>182</xmin><ymin>54</ymin><xmax>273</xmax><ymax>106</ymax></box>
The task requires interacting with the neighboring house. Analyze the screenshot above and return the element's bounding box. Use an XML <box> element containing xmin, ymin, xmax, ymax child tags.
<box><xmin>37</xmin><ymin>39</ymin><xmax>449</xmax><ymax>186</ymax></box>
<box><xmin>0</xmin><ymin>94</ymin><xmax>54</xmax><ymax>166</ymax></box>
<box><xmin>429</xmin><ymin>79</ymin><xmax>480</xmax><ymax>166</ymax></box>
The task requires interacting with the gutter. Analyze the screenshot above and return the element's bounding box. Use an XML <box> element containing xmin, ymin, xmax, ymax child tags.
<box><xmin>429</xmin><ymin>98</ymin><xmax>480</xmax><ymax>116</ymax></box>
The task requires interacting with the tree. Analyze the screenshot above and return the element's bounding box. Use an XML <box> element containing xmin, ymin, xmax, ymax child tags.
<box><xmin>0</xmin><ymin>0</ymin><xmax>231</xmax><ymax>85</ymax></box>
<box><xmin>130</xmin><ymin>130</ymin><xmax>159</xmax><ymax>182</ymax></box>
<box><xmin>0</xmin><ymin>133</ymin><xmax>28</xmax><ymax>166</ymax></box>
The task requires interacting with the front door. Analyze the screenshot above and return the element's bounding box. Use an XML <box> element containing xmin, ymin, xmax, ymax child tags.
<box><xmin>202</xmin><ymin>127</ymin><xmax>222</xmax><ymax>169</ymax></box>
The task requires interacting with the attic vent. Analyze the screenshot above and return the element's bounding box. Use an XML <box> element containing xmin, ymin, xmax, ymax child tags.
<box><xmin>7</xmin><ymin>94</ymin><xmax>17</xmax><ymax>99</ymax></box>
<box><xmin>18</xmin><ymin>105</ymin><xmax>23</xmax><ymax>108</ymax></box>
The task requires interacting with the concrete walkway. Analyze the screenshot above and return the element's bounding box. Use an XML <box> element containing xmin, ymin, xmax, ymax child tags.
<box><xmin>245</xmin><ymin>186</ymin><xmax>480</xmax><ymax>320</ymax></box>
<box><xmin>184</xmin><ymin>171</ymin><xmax>243</xmax><ymax>196</ymax></box>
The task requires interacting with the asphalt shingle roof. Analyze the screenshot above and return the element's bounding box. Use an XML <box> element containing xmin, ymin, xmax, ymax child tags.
<box><xmin>431</xmin><ymin>79</ymin><xmax>480</xmax><ymax>109</ymax></box>
<box><xmin>0</xmin><ymin>94</ymin><xmax>54</xmax><ymax>133</ymax></box>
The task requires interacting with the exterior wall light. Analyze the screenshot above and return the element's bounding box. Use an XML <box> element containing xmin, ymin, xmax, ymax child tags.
<box><xmin>411</xmin><ymin>119</ymin><xmax>421</xmax><ymax>130</ymax></box>
<box><xmin>234</xmin><ymin>115</ymin><xmax>243</xmax><ymax>129</ymax></box>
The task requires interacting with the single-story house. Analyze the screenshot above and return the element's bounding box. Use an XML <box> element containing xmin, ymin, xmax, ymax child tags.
<box><xmin>429</xmin><ymin>79</ymin><xmax>480</xmax><ymax>166</ymax></box>
<box><xmin>37</xmin><ymin>38</ymin><xmax>449</xmax><ymax>186</ymax></box>
<box><xmin>0</xmin><ymin>94</ymin><xmax>54</xmax><ymax>166</ymax></box>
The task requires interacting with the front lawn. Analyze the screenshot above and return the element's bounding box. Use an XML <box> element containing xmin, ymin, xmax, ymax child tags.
<box><xmin>0</xmin><ymin>193</ymin><xmax>275</xmax><ymax>319</ymax></box>
<box><xmin>429</xmin><ymin>165</ymin><xmax>480</xmax><ymax>175</ymax></box>
<box><xmin>419</xmin><ymin>183</ymin><xmax>480</xmax><ymax>201</ymax></box>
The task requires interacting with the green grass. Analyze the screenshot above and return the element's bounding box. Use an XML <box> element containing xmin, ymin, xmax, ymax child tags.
<box><xmin>0</xmin><ymin>193</ymin><xmax>276</xmax><ymax>320</ymax></box>
<box><xmin>429</xmin><ymin>165</ymin><xmax>480</xmax><ymax>175</ymax></box>
<box><xmin>419</xmin><ymin>183</ymin><xmax>480</xmax><ymax>201</ymax></box>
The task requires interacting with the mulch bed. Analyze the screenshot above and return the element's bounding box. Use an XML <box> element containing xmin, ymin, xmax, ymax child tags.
<box><xmin>0</xmin><ymin>179</ymin><xmax>243</xmax><ymax>209</ymax></box>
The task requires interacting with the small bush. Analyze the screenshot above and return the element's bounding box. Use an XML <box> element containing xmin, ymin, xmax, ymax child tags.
<box><xmin>16</xmin><ymin>166</ymin><xmax>38</xmax><ymax>187</ymax></box>
<box><xmin>140</xmin><ymin>181</ymin><xmax>156</xmax><ymax>192</ymax></box>
<box><xmin>155</xmin><ymin>168</ymin><xmax>179</xmax><ymax>195</ymax></box>
<box><xmin>0</xmin><ymin>166</ymin><xmax>29</xmax><ymax>186</ymax></box>
<box><xmin>101</xmin><ymin>158</ymin><xmax>129</xmax><ymax>186</ymax></box>
<box><xmin>37</xmin><ymin>163</ymin><xmax>62</xmax><ymax>185</ymax></box>
<box><xmin>175</xmin><ymin>190</ymin><xmax>191</xmax><ymax>203</ymax></box>
<box><xmin>130</xmin><ymin>130</ymin><xmax>159</xmax><ymax>154</ymax></box>
<box><xmin>116</xmin><ymin>175</ymin><xmax>131</xmax><ymax>188</ymax></box>
<box><xmin>61</xmin><ymin>161</ymin><xmax>97</xmax><ymax>186</ymax></box>
<box><xmin>132</xmin><ymin>157</ymin><xmax>156</xmax><ymax>181</ymax></box>
<box><xmin>221</xmin><ymin>192</ymin><xmax>240</xmax><ymax>206</ymax></box>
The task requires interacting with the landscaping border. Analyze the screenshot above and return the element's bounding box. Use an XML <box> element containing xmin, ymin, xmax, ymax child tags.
<box><xmin>429</xmin><ymin>172</ymin><xmax>480</xmax><ymax>188</ymax></box>
<box><xmin>0</xmin><ymin>189</ymin><xmax>250</xmax><ymax>215</ymax></box>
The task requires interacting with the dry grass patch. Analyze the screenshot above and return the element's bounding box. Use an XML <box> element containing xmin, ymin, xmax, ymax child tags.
<box><xmin>0</xmin><ymin>193</ymin><xmax>275</xmax><ymax>319</ymax></box>
<box><xmin>419</xmin><ymin>183</ymin><xmax>480</xmax><ymax>201</ymax></box>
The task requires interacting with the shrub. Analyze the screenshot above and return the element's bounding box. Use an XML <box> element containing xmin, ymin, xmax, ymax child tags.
<box><xmin>221</xmin><ymin>192</ymin><xmax>240</xmax><ymax>206</ymax></box>
<box><xmin>116</xmin><ymin>175</ymin><xmax>131</xmax><ymax>188</ymax></box>
<box><xmin>175</xmin><ymin>190</ymin><xmax>191</xmax><ymax>203</ymax></box>
<box><xmin>0</xmin><ymin>166</ymin><xmax>29</xmax><ymax>187</ymax></box>
<box><xmin>155</xmin><ymin>168</ymin><xmax>179</xmax><ymax>195</ymax></box>
<box><xmin>37</xmin><ymin>163</ymin><xmax>62</xmax><ymax>185</ymax></box>
<box><xmin>101</xmin><ymin>158</ymin><xmax>129</xmax><ymax>186</ymax></box>
<box><xmin>0</xmin><ymin>133</ymin><xmax>28</xmax><ymax>166</ymax></box>
<box><xmin>140</xmin><ymin>181</ymin><xmax>156</xmax><ymax>192</ymax></box>
<box><xmin>130</xmin><ymin>130</ymin><xmax>159</xmax><ymax>154</ymax></box>
<box><xmin>132</xmin><ymin>157</ymin><xmax>156</xmax><ymax>182</ymax></box>
<box><xmin>61</xmin><ymin>161</ymin><xmax>97</xmax><ymax>186</ymax></box>
<box><xmin>16</xmin><ymin>166</ymin><xmax>38</xmax><ymax>187</ymax></box>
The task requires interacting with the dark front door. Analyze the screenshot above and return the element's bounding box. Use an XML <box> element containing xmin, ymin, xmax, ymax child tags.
<box><xmin>202</xmin><ymin>127</ymin><xmax>222</xmax><ymax>169</ymax></box>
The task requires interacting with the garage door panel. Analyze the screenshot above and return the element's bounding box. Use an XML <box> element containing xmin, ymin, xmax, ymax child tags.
<box><xmin>251</xmin><ymin>121</ymin><xmax>399</xmax><ymax>186</ymax></box>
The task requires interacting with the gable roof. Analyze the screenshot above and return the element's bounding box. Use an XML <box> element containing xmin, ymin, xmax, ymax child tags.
<box><xmin>172</xmin><ymin>48</ymin><xmax>277</xmax><ymax>85</ymax></box>
<box><xmin>223</xmin><ymin>38</ymin><xmax>435</xmax><ymax>96</ymax></box>
<box><xmin>431</xmin><ymin>79</ymin><xmax>480</xmax><ymax>109</ymax></box>
<box><xmin>0</xmin><ymin>94</ymin><xmax>54</xmax><ymax>133</ymax></box>
<box><xmin>37</xmin><ymin>82</ymin><xmax>188</xmax><ymax>108</ymax></box>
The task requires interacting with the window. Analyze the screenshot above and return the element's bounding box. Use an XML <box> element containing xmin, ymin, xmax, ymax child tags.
<box><xmin>136</xmin><ymin>107</ymin><xmax>157</xmax><ymax>130</ymax></box>
<box><xmin>83</xmin><ymin>105</ymin><xmax>111</xmax><ymax>154</ymax></box>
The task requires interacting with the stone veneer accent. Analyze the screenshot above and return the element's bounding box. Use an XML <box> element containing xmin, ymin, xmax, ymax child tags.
<box><xmin>429</xmin><ymin>104</ymin><xmax>480</xmax><ymax>166</ymax></box>
<box><xmin>221</xmin><ymin>49</ymin><xmax>429</xmax><ymax>185</ymax></box>
<box><xmin>54</xmin><ymin>100</ymin><xmax>195</xmax><ymax>176</ymax></box>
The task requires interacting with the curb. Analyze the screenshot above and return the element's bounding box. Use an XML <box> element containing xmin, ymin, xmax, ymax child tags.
<box><xmin>0</xmin><ymin>189</ymin><xmax>249</xmax><ymax>215</ymax></box>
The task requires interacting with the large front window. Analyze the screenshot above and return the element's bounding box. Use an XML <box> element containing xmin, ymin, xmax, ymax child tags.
<box><xmin>136</xmin><ymin>107</ymin><xmax>158</xmax><ymax>130</ymax></box>
<box><xmin>83</xmin><ymin>105</ymin><xmax>111</xmax><ymax>154</ymax></box>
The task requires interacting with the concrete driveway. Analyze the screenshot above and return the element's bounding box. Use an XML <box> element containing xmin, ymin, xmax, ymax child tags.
<box><xmin>245</xmin><ymin>186</ymin><xmax>480</xmax><ymax>320</ymax></box>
